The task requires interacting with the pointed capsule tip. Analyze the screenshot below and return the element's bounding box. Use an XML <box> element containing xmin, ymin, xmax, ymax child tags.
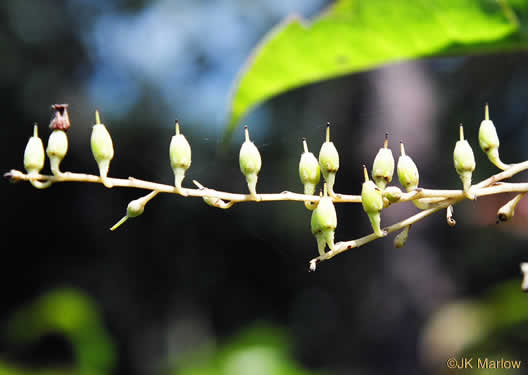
<box><xmin>302</xmin><ymin>138</ymin><xmax>308</xmax><ymax>153</ymax></box>
<box><xmin>459</xmin><ymin>124</ymin><xmax>464</xmax><ymax>140</ymax></box>
<box><xmin>95</xmin><ymin>110</ymin><xmax>101</xmax><ymax>124</ymax></box>
<box><xmin>384</xmin><ymin>133</ymin><xmax>389</xmax><ymax>148</ymax></box>
<box><xmin>175</xmin><ymin>121</ymin><xmax>180</xmax><ymax>135</ymax></box>
<box><xmin>362</xmin><ymin>164</ymin><xmax>369</xmax><ymax>182</ymax></box>
<box><xmin>400</xmin><ymin>141</ymin><xmax>406</xmax><ymax>156</ymax></box>
<box><xmin>244</xmin><ymin>126</ymin><xmax>250</xmax><ymax>142</ymax></box>
<box><xmin>33</xmin><ymin>123</ymin><xmax>39</xmax><ymax>137</ymax></box>
<box><xmin>325</xmin><ymin>123</ymin><xmax>330</xmax><ymax>142</ymax></box>
<box><xmin>485</xmin><ymin>103</ymin><xmax>489</xmax><ymax>121</ymax></box>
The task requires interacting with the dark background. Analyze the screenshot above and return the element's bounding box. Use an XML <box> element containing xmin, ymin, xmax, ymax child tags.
<box><xmin>2</xmin><ymin>1</ymin><xmax>528</xmax><ymax>374</ymax></box>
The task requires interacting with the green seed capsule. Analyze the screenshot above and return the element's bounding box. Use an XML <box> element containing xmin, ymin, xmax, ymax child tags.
<box><xmin>192</xmin><ymin>180</ymin><xmax>234</xmax><ymax>209</ymax></box>
<box><xmin>479</xmin><ymin>104</ymin><xmax>508</xmax><ymax>170</ymax></box>
<box><xmin>47</xmin><ymin>104</ymin><xmax>70</xmax><ymax>175</ymax></box>
<box><xmin>169</xmin><ymin>121</ymin><xmax>192</xmax><ymax>193</ymax></box>
<box><xmin>397</xmin><ymin>142</ymin><xmax>419</xmax><ymax>192</ymax></box>
<box><xmin>479</xmin><ymin>105</ymin><xmax>499</xmax><ymax>153</ymax></box>
<box><xmin>90</xmin><ymin>110</ymin><xmax>114</xmax><ymax>188</ymax></box>
<box><xmin>110</xmin><ymin>191</ymin><xmax>158</xmax><ymax>231</ymax></box>
<box><xmin>311</xmin><ymin>185</ymin><xmax>337</xmax><ymax>255</ymax></box>
<box><xmin>383</xmin><ymin>186</ymin><xmax>402</xmax><ymax>204</ymax></box>
<box><xmin>453</xmin><ymin>125</ymin><xmax>475</xmax><ymax>199</ymax></box>
<box><xmin>371</xmin><ymin>134</ymin><xmax>395</xmax><ymax>189</ymax></box>
<box><xmin>299</xmin><ymin>138</ymin><xmax>320</xmax><ymax>191</ymax></box>
<box><xmin>394</xmin><ymin>225</ymin><xmax>411</xmax><ymax>248</ymax></box>
<box><xmin>361</xmin><ymin>165</ymin><xmax>386</xmax><ymax>237</ymax></box>
<box><xmin>46</xmin><ymin>130</ymin><xmax>68</xmax><ymax>176</ymax></box>
<box><xmin>299</xmin><ymin>138</ymin><xmax>320</xmax><ymax>210</ymax></box>
<box><xmin>239</xmin><ymin>126</ymin><xmax>262</xmax><ymax>199</ymax></box>
<box><xmin>318</xmin><ymin>123</ymin><xmax>339</xmax><ymax>196</ymax></box>
<box><xmin>24</xmin><ymin>124</ymin><xmax>45</xmax><ymax>175</ymax></box>
<box><xmin>496</xmin><ymin>193</ymin><xmax>525</xmax><ymax>223</ymax></box>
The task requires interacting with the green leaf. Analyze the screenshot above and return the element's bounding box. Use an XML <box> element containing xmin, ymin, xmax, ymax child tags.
<box><xmin>6</xmin><ymin>288</ymin><xmax>116</xmax><ymax>375</ymax></box>
<box><xmin>228</xmin><ymin>0</ymin><xmax>528</xmax><ymax>134</ymax></box>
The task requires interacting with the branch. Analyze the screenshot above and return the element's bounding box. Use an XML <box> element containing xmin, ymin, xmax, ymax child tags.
<box><xmin>308</xmin><ymin>162</ymin><xmax>528</xmax><ymax>270</ymax></box>
<box><xmin>4</xmin><ymin>169</ymin><xmax>361</xmax><ymax>203</ymax></box>
<box><xmin>8</xmin><ymin>107</ymin><xmax>528</xmax><ymax>276</ymax></box>
<box><xmin>309</xmin><ymin>199</ymin><xmax>454</xmax><ymax>271</ymax></box>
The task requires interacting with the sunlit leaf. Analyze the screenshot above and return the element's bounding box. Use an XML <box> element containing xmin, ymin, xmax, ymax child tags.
<box><xmin>228</xmin><ymin>0</ymin><xmax>528</xmax><ymax>135</ymax></box>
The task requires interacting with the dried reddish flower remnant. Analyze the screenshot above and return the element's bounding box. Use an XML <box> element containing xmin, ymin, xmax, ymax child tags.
<box><xmin>49</xmin><ymin>104</ymin><xmax>71</xmax><ymax>131</ymax></box>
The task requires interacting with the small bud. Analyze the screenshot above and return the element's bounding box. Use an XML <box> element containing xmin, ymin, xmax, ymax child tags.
<box><xmin>90</xmin><ymin>110</ymin><xmax>114</xmax><ymax>188</ymax></box>
<box><xmin>371</xmin><ymin>134</ymin><xmax>395</xmax><ymax>189</ymax></box>
<box><xmin>394</xmin><ymin>225</ymin><xmax>411</xmax><ymax>248</ymax></box>
<box><xmin>311</xmin><ymin>184</ymin><xmax>337</xmax><ymax>255</ymax></box>
<box><xmin>496</xmin><ymin>193</ymin><xmax>525</xmax><ymax>223</ymax></box>
<box><xmin>397</xmin><ymin>142</ymin><xmax>419</xmax><ymax>192</ymax></box>
<box><xmin>453</xmin><ymin>125</ymin><xmax>476</xmax><ymax>199</ymax></box>
<box><xmin>24</xmin><ymin>124</ymin><xmax>45</xmax><ymax>176</ymax></box>
<box><xmin>193</xmin><ymin>180</ymin><xmax>234</xmax><ymax>209</ymax></box>
<box><xmin>521</xmin><ymin>263</ymin><xmax>528</xmax><ymax>292</ymax></box>
<box><xmin>446</xmin><ymin>205</ymin><xmax>456</xmax><ymax>226</ymax></box>
<box><xmin>361</xmin><ymin>165</ymin><xmax>386</xmax><ymax>237</ymax></box>
<box><xmin>412</xmin><ymin>198</ymin><xmax>435</xmax><ymax>210</ymax></box>
<box><xmin>110</xmin><ymin>191</ymin><xmax>158</xmax><ymax>231</ymax></box>
<box><xmin>318</xmin><ymin>123</ymin><xmax>339</xmax><ymax>196</ymax></box>
<box><xmin>478</xmin><ymin>104</ymin><xmax>509</xmax><ymax>170</ymax></box>
<box><xmin>383</xmin><ymin>186</ymin><xmax>402</xmax><ymax>204</ymax></box>
<box><xmin>239</xmin><ymin>126</ymin><xmax>262</xmax><ymax>199</ymax></box>
<box><xmin>169</xmin><ymin>121</ymin><xmax>192</xmax><ymax>194</ymax></box>
<box><xmin>46</xmin><ymin>130</ymin><xmax>68</xmax><ymax>176</ymax></box>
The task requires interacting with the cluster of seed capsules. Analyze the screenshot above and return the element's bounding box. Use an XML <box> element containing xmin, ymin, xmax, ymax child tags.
<box><xmin>23</xmin><ymin>105</ymin><xmax>115</xmax><ymax>189</ymax></box>
<box><xmin>301</xmin><ymin>104</ymin><xmax>509</xmax><ymax>256</ymax></box>
<box><xmin>21</xmin><ymin>104</ymin><xmax>508</xmax><ymax>255</ymax></box>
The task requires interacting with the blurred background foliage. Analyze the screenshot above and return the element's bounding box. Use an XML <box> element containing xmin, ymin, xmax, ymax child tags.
<box><xmin>2</xmin><ymin>1</ymin><xmax>528</xmax><ymax>374</ymax></box>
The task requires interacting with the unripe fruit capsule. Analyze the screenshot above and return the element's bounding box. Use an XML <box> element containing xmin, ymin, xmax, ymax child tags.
<box><xmin>479</xmin><ymin>104</ymin><xmax>499</xmax><ymax>152</ymax></box>
<box><xmin>90</xmin><ymin>110</ymin><xmax>114</xmax><ymax>188</ymax></box>
<box><xmin>318</xmin><ymin>123</ymin><xmax>339</xmax><ymax>196</ymax></box>
<box><xmin>239</xmin><ymin>126</ymin><xmax>262</xmax><ymax>199</ymax></box>
<box><xmin>478</xmin><ymin>104</ymin><xmax>508</xmax><ymax>170</ymax></box>
<box><xmin>394</xmin><ymin>225</ymin><xmax>411</xmax><ymax>248</ymax></box>
<box><xmin>371</xmin><ymin>134</ymin><xmax>395</xmax><ymax>189</ymax></box>
<box><xmin>169</xmin><ymin>121</ymin><xmax>192</xmax><ymax>194</ymax></box>
<box><xmin>361</xmin><ymin>165</ymin><xmax>386</xmax><ymax>237</ymax></box>
<box><xmin>299</xmin><ymin>138</ymin><xmax>320</xmax><ymax>210</ymax></box>
<box><xmin>299</xmin><ymin>138</ymin><xmax>320</xmax><ymax>191</ymax></box>
<box><xmin>47</xmin><ymin>130</ymin><xmax>68</xmax><ymax>176</ymax></box>
<box><xmin>453</xmin><ymin>125</ymin><xmax>475</xmax><ymax>199</ymax></box>
<box><xmin>311</xmin><ymin>184</ymin><xmax>337</xmax><ymax>255</ymax></box>
<box><xmin>383</xmin><ymin>186</ymin><xmax>402</xmax><ymax>204</ymax></box>
<box><xmin>496</xmin><ymin>193</ymin><xmax>525</xmax><ymax>223</ymax></box>
<box><xmin>110</xmin><ymin>191</ymin><xmax>159</xmax><ymax>231</ymax></box>
<box><xmin>397</xmin><ymin>142</ymin><xmax>419</xmax><ymax>192</ymax></box>
<box><xmin>24</xmin><ymin>124</ymin><xmax>45</xmax><ymax>175</ymax></box>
